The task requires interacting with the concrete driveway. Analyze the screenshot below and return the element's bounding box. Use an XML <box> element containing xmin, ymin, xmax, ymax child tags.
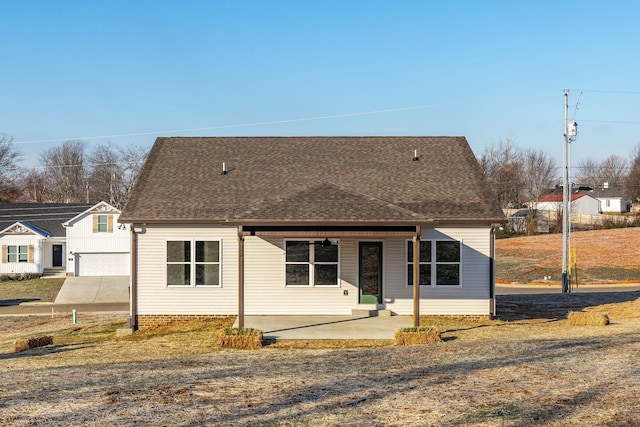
<box><xmin>235</xmin><ymin>315</ymin><xmax>414</xmax><ymax>340</ymax></box>
<box><xmin>54</xmin><ymin>276</ymin><xmax>130</xmax><ymax>304</ymax></box>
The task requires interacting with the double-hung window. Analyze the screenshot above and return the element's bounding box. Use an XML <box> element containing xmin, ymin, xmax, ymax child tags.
<box><xmin>97</xmin><ymin>215</ymin><xmax>108</xmax><ymax>232</ymax></box>
<box><xmin>407</xmin><ymin>240</ymin><xmax>461</xmax><ymax>286</ymax></box>
<box><xmin>7</xmin><ymin>245</ymin><xmax>29</xmax><ymax>263</ymax></box>
<box><xmin>166</xmin><ymin>240</ymin><xmax>221</xmax><ymax>287</ymax></box>
<box><xmin>285</xmin><ymin>240</ymin><xmax>339</xmax><ymax>287</ymax></box>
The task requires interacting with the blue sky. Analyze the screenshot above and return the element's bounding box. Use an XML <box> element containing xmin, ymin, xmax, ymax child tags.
<box><xmin>2</xmin><ymin>1</ymin><xmax>639</xmax><ymax>170</ymax></box>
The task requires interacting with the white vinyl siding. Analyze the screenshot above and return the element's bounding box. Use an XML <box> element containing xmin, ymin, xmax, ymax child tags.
<box><xmin>384</xmin><ymin>226</ymin><xmax>492</xmax><ymax>316</ymax></box>
<box><xmin>0</xmin><ymin>235</ymin><xmax>43</xmax><ymax>275</ymax></box>
<box><xmin>136</xmin><ymin>226</ymin><xmax>238</xmax><ymax>316</ymax></box>
<box><xmin>245</xmin><ymin>237</ymin><xmax>356</xmax><ymax>315</ymax></box>
<box><xmin>135</xmin><ymin>225</ymin><xmax>493</xmax><ymax>317</ymax></box>
<box><xmin>65</xmin><ymin>208</ymin><xmax>129</xmax><ymax>276</ymax></box>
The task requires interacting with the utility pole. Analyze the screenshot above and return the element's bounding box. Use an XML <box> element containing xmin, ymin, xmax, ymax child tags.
<box><xmin>562</xmin><ymin>90</ymin><xmax>578</xmax><ymax>293</ymax></box>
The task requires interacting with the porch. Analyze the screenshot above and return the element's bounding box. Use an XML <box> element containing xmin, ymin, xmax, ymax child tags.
<box><xmin>233</xmin><ymin>314</ymin><xmax>414</xmax><ymax>340</ymax></box>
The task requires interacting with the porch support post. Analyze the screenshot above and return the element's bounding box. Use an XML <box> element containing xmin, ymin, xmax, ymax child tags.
<box><xmin>412</xmin><ymin>226</ymin><xmax>421</xmax><ymax>328</ymax></box>
<box><xmin>238</xmin><ymin>226</ymin><xmax>245</xmax><ymax>329</ymax></box>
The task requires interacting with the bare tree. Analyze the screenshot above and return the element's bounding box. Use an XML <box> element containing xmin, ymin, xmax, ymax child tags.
<box><xmin>520</xmin><ymin>149</ymin><xmax>558</xmax><ymax>235</ymax></box>
<box><xmin>575</xmin><ymin>158</ymin><xmax>600</xmax><ymax>188</ymax></box>
<box><xmin>599</xmin><ymin>154</ymin><xmax>628</xmax><ymax>187</ymax></box>
<box><xmin>626</xmin><ymin>142</ymin><xmax>640</xmax><ymax>203</ymax></box>
<box><xmin>40</xmin><ymin>140</ymin><xmax>86</xmax><ymax>203</ymax></box>
<box><xmin>21</xmin><ymin>169</ymin><xmax>48</xmax><ymax>202</ymax></box>
<box><xmin>576</xmin><ymin>155</ymin><xmax>628</xmax><ymax>189</ymax></box>
<box><xmin>0</xmin><ymin>134</ymin><xmax>23</xmax><ymax>201</ymax></box>
<box><xmin>522</xmin><ymin>148</ymin><xmax>558</xmax><ymax>202</ymax></box>
<box><xmin>86</xmin><ymin>143</ymin><xmax>148</xmax><ymax>208</ymax></box>
<box><xmin>479</xmin><ymin>137</ymin><xmax>525</xmax><ymax>209</ymax></box>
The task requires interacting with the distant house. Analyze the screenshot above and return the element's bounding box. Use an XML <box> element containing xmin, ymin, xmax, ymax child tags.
<box><xmin>0</xmin><ymin>203</ymin><xmax>92</xmax><ymax>276</ymax></box>
<box><xmin>593</xmin><ymin>183</ymin><xmax>631</xmax><ymax>214</ymax></box>
<box><xmin>507</xmin><ymin>209</ymin><xmax>549</xmax><ymax>234</ymax></box>
<box><xmin>0</xmin><ymin>201</ymin><xmax>129</xmax><ymax>277</ymax></box>
<box><xmin>120</xmin><ymin>136</ymin><xmax>505</xmax><ymax>330</ymax></box>
<box><xmin>533</xmin><ymin>192</ymin><xmax>600</xmax><ymax>215</ymax></box>
<box><xmin>533</xmin><ymin>184</ymin><xmax>631</xmax><ymax>216</ymax></box>
<box><xmin>62</xmin><ymin>201</ymin><xmax>130</xmax><ymax>276</ymax></box>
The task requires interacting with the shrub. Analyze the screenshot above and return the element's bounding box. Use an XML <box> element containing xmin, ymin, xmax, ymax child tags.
<box><xmin>215</xmin><ymin>327</ymin><xmax>263</xmax><ymax>349</ymax></box>
<box><xmin>394</xmin><ymin>326</ymin><xmax>442</xmax><ymax>346</ymax></box>
<box><xmin>567</xmin><ymin>311</ymin><xmax>610</xmax><ymax>326</ymax></box>
<box><xmin>13</xmin><ymin>335</ymin><xmax>54</xmax><ymax>353</ymax></box>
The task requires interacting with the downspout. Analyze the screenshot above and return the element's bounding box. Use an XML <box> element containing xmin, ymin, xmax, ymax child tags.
<box><xmin>412</xmin><ymin>226</ymin><xmax>421</xmax><ymax>328</ymax></box>
<box><xmin>489</xmin><ymin>225</ymin><xmax>496</xmax><ymax>318</ymax></box>
<box><xmin>238</xmin><ymin>226</ymin><xmax>245</xmax><ymax>329</ymax></box>
<box><xmin>129</xmin><ymin>225</ymin><xmax>138</xmax><ymax>330</ymax></box>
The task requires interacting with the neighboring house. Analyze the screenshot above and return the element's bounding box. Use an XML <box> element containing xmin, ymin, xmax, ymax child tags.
<box><xmin>593</xmin><ymin>183</ymin><xmax>631</xmax><ymax>214</ymax></box>
<box><xmin>63</xmin><ymin>201</ymin><xmax>131</xmax><ymax>276</ymax></box>
<box><xmin>0</xmin><ymin>203</ymin><xmax>92</xmax><ymax>276</ymax></box>
<box><xmin>119</xmin><ymin>136</ymin><xmax>505</xmax><ymax>330</ymax></box>
<box><xmin>507</xmin><ymin>209</ymin><xmax>549</xmax><ymax>234</ymax></box>
<box><xmin>533</xmin><ymin>192</ymin><xmax>601</xmax><ymax>215</ymax></box>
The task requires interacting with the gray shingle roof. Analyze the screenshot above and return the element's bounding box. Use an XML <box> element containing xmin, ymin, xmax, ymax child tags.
<box><xmin>0</xmin><ymin>203</ymin><xmax>94</xmax><ymax>237</ymax></box>
<box><xmin>120</xmin><ymin>137</ymin><xmax>504</xmax><ymax>224</ymax></box>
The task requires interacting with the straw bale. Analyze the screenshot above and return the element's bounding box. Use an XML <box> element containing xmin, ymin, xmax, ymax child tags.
<box><xmin>394</xmin><ymin>326</ymin><xmax>442</xmax><ymax>346</ymax></box>
<box><xmin>567</xmin><ymin>311</ymin><xmax>610</xmax><ymax>326</ymax></box>
<box><xmin>13</xmin><ymin>335</ymin><xmax>54</xmax><ymax>353</ymax></box>
<box><xmin>215</xmin><ymin>328</ymin><xmax>263</xmax><ymax>349</ymax></box>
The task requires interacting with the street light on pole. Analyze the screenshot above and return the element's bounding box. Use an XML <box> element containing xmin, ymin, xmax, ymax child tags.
<box><xmin>562</xmin><ymin>90</ymin><xmax>578</xmax><ymax>293</ymax></box>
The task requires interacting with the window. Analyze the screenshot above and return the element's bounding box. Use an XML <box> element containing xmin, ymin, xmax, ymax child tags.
<box><xmin>407</xmin><ymin>240</ymin><xmax>461</xmax><ymax>286</ymax></box>
<box><xmin>166</xmin><ymin>240</ymin><xmax>220</xmax><ymax>286</ymax></box>
<box><xmin>97</xmin><ymin>215</ymin><xmax>108</xmax><ymax>232</ymax></box>
<box><xmin>7</xmin><ymin>245</ymin><xmax>29</xmax><ymax>263</ymax></box>
<box><xmin>285</xmin><ymin>240</ymin><xmax>339</xmax><ymax>287</ymax></box>
<box><xmin>407</xmin><ymin>241</ymin><xmax>431</xmax><ymax>286</ymax></box>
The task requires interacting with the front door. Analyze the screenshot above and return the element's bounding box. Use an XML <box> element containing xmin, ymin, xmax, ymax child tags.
<box><xmin>52</xmin><ymin>245</ymin><xmax>63</xmax><ymax>267</ymax></box>
<box><xmin>359</xmin><ymin>242</ymin><xmax>382</xmax><ymax>304</ymax></box>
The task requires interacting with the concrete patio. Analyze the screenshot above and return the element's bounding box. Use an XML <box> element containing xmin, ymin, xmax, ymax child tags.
<box><xmin>234</xmin><ymin>314</ymin><xmax>414</xmax><ymax>340</ymax></box>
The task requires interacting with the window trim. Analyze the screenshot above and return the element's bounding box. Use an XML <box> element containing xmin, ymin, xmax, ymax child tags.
<box><xmin>284</xmin><ymin>239</ymin><xmax>340</xmax><ymax>288</ymax></box>
<box><xmin>165</xmin><ymin>239</ymin><xmax>222</xmax><ymax>288</ymax></box>
<box><xmin>406</xmin><ymin>239</ymin><xmax>462</xmax><ymax>288</ymax></box>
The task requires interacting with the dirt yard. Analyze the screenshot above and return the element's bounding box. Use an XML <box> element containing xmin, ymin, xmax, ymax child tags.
<box><xmin>1</xmin><ymin>291</ymin><xmax>639</xmax><ymax>426</ymax></box>
<box><xmin>496</xmin><ymin>227</ymin><xmax>640</xmax><ymax>284</ymax></box>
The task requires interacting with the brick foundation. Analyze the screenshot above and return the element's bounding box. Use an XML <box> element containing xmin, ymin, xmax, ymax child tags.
<box><xmin>422</xmin><ymin>314</ymin><xmax>493</xmax><ymax>322</ymax></box>
<box><xmin>136</xmin><ymin>314</ymin><xmax>231</xmax><ymax>330</ymax></box>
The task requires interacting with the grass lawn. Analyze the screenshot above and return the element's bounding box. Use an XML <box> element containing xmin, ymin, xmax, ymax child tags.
<box><xmin>1</xmin><ymin>291</ymin><xmax>639</xmax><ymax>426</ymax></box>
<box><xmin>0</xmin><ymin>278</ymin><xmax>65</xmax><ymax>304</ymax></box>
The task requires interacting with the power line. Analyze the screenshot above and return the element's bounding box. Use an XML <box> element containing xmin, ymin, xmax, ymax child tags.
<box><xmin>567</xmin><ymin>89</ymin><xmax>640</xmax><ymax>94</ymax></box>
<box><xmin>12</xmin><ymin>105</ymin><xmax>439</xmax><ymax>145</ymax></box>
<box><xmin>579</xmin><ymin>119</ymin><xmax>640</xmax><ymax>125</ymax></box>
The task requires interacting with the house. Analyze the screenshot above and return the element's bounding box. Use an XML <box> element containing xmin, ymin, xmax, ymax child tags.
<box><xmin>119</xmin><ymin>136</ymin><xmax>505</xmax><ymax>330</ymax></box>
<box><xmin>0</xmin><ymin>201</ymin><xmax>129</xmax><ymax>277</ymax></box>
<box><xmin>0</xmin><ymin>203</ymin><xmax>92</xmax><ymax>276</ymax></box>
<box><xmin>62</xmin><ymin>201</ymin><xmax>131</xmax><ymax>276</ymax></box>
<box><xmin>533</xmin><ymin>192</ymin><xmax>601</xmax><ymax>215</ymax></box>
<box><xmin>507</xmin><ymin>209</ymin><xmax>549</xmax><ymax>234</ymax></box>
<box><xmin>593</xmin><ymin>183</ymin><xmax>631</xmax><ymax>214</ymax></box>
